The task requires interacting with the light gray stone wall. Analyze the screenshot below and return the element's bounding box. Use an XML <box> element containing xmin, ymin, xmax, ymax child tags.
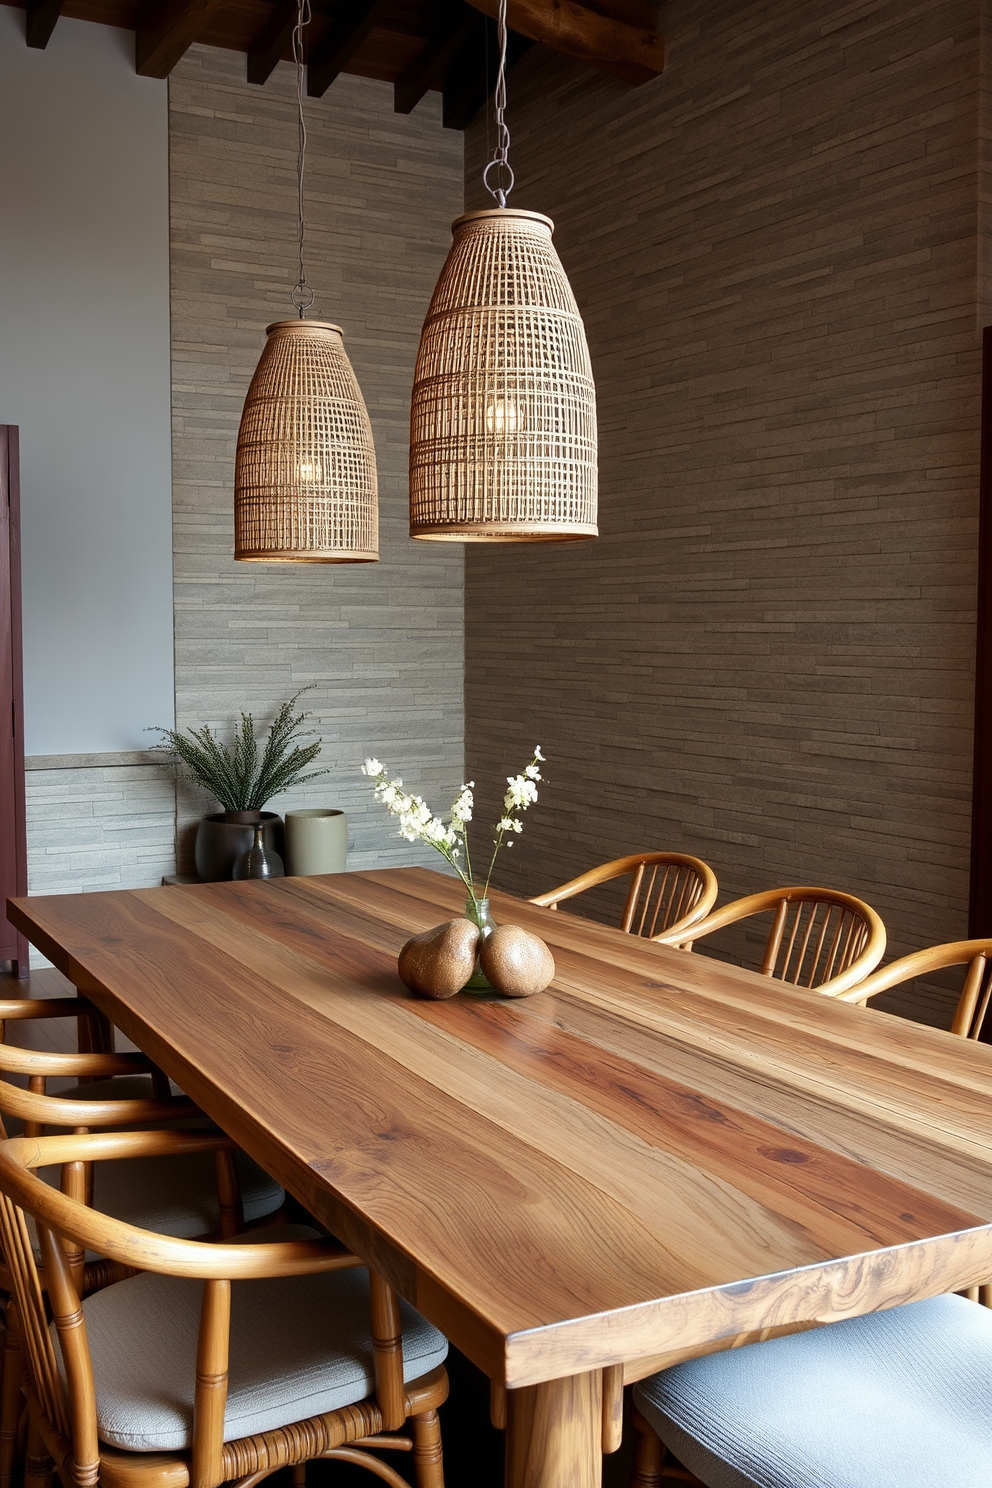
<box><xmin>24</xmin><ymin>753</ymin><xmax>177</xmax><ymax>966</ymax></box>
<box><xmin>168</xmin><ymin>48</ymin><xmax>466</xmax><ymax>874</ymax></box>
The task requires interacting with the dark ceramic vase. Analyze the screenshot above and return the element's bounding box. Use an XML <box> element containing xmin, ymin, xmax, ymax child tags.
<box><xmin>194</xmin><ymin>811</ymin><xmax>283</xmax><ymax>882</ymax></box>
<box><xmin>232</xmin><ymin>824</ymin><xmax>285</xmax><ymax>881</ymax></box>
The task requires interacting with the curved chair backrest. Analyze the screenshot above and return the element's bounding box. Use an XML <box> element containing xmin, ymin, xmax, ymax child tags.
<box><xmin>530</xmin><ymin>852</ymin><xmax>719</xmax><ymax>941</ymax></box>
<box><xmin>0</xmin><ymin>1038</ymin><xmax>193</xmax><ymax>1139</ymax></box>
<box><xmin>835</xmin><ymin>939</ymin><xmax>992</xmax><ymax>1039</ymax></box>
<box><xmin>0</xmin><ymin>1131</ymin><xmax>361</xmax><ymax>1487</ymax></box>
<box><xmin>656</xmin><ymin>886</ymin><xmax>886</xmax><ymax>997</ymax></box>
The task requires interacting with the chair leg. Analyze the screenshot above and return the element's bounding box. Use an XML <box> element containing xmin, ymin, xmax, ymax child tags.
<box><xmin>411</xmin><ymin>1408</ymin><xmax>444</xmax><ymax>1488</ymax></box>
<box><xmin>24</xmin><ymin>1414</ymin><xmax>53</xmax><ymax>1488</ymax></box>
<box><xmin>0</xmin><ymin>1305</ymin><xmax>23</xmax><ymax>1488</ymax></box>
<box><xmin>291</xmin><ymin>1467</ymin><xmax>306</xmax><ymax>1486</ymax></box>
<box><xmin>631</xmin><ymin>1407</ymin><xmax>666</xmax><ymax>1488</ymax></box>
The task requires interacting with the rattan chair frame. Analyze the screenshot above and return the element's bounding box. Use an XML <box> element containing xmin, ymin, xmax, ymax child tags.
<box><xmin>0</xmin><ymin>1011</ymin><xmax>226</xmax><ymax>1488</ymax></box>
<box><xmin>834</xmin><ymin>939</ymin><xmax>992</xmax><ymax>1034</ymax></box>
<box><xmin>0</xmin><ymin>1130</ymin><xmax>447</xmax><ymax>1488</ymax></box>
<box><xmin>530</xmin><ymin>853</ymin><xmax>718</xmax><ymax>941</ymax></box>
<box><xmin>656</xmin><ymin>885</ymin><xmax>886</xmax><ymax>997</ymax></box>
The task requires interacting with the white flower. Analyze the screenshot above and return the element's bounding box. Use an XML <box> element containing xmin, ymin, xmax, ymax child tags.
<box><xmin>504</xmin><ymin>774</ymin><xmax>538</xmax><ymax>811</ymax></box>
<box><xmin>362</xmin><ymin>758</ymin><xmax>384</xmax><ymax>777</ymax></box>
<box><xmin>524</xmin><ymin>763</ymin><xmax>541</xmax><ymax>780</ymax></box>
<box><xmin>534</xmin><ymin>746</ymin><xmax>544</xmax><ymax>761</ymax></box>
<box><xmin>450</xmin><ymin>785</ymin><xmax>474</xmax><ymax>828</ymax></box>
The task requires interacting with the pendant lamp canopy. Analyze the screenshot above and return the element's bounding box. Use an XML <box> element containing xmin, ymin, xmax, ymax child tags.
<box><xmin>233</xmin><ymin>0</ymin><xmax>378</xmax><ymax>563</ymax></box>
<box><xmin>235</xmin><ymin>319</ymin><xmax>378</xmax><ymax>562</ymax></box>
<box><xmin>409</xmin><ymin>207</ymin><xmax>598</xmax><ymax>541</ymax></box>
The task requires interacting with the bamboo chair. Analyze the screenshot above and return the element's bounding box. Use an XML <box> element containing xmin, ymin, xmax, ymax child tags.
<box><xmin>530</xmin><ymin>853</ymin><xmax>718</xmax><ymax>941</ymax></box>
<box><xmin>0</xmin><ymin>1044</ymin><xmax>284</xmax><ymax>1486</ymax></box>
<box><xmin>835</xmin><ymin>938</ymin><xmax>992</xmax><ymax>1307</ymax></box>
<box><xmin>0</xmin><ymin>1129</ymin><xmax>448</xmax><ymax>1488</ymax></box>
<box><xmin>655</xmin><ymin>886</ymin><xmax>886</xmax><ymax>998</ymax></box>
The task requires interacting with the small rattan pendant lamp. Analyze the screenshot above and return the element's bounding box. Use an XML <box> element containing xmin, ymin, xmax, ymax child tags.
<box><xmin>234</xmin><ymin>0</ymin><xmax>378</xmax><ymax>563</ymax></box>
<box><xmin>409</xmin><ymin>0</ymin><xmax>597</xmax><ymax>542</ymax></box>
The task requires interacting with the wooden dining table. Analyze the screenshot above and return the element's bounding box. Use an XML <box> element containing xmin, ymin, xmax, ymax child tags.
<box><xmin>9</xmin><ymin>866</ymin><xmax>992</xmax><ymax>1487</ymax></box>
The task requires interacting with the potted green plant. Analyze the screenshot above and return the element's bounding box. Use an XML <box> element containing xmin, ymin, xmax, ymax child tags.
<box><xmin>150</xmin><ymin>693</ymin><xmax>330</xmax><ymax>881</ymax></box>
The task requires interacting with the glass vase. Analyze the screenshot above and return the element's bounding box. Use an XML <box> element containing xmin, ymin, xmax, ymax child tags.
<box><xmin>462</xmin><ymin>894</ymin><xmax>496</xmax><ymax>992</ymax></box>
<box><xmin>232</xmin><ymin>824</ymin><xmax>285</xmax><ymax>880</ymax></box>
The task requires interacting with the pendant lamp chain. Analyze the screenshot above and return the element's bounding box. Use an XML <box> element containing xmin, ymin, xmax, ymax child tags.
<box><xmin>291</xmin><ymin>0</ymin><xmax>314</xmax><ymax>317</ymax></box>
<box><xmin>483</xmin><ymin>0</ymin><xmax>514</xmax><ymax>208</ymax></box>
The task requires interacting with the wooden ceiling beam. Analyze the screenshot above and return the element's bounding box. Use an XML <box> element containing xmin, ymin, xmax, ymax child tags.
<box><xmin>442</xmin><ymin>13</ymin><xmax>533</xmax><ymax>131</ymax></box>
<box><xmin>305</xmin><ymin>0</ymin><xmax>390</xmax><ymax>100</ymax></box>
<box><xmin>246</xmin><ymin>0</ymin><xmax>296</xmax><ymax>85</ymax></box>
<box><xmin>463</xmin><ymin>0</ymin><xmax>663</xmax><ymax>85</ymax></box>
<box><xmin>135</xmin><ymin>0</ymin><xmax>223</xmax><ymax>76</ymax></box>
<box><xmin>25</xmin><ymin>0</ymin><xmax>64</xmax><ymax>50</ymax></box>
<box><xmin>394</xmin><ymin>0</ymin><xmax>475</xmax><ymax>116</ymax></box>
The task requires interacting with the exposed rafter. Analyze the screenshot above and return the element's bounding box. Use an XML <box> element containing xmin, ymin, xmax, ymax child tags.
<box><xmin>305</xmin><ymin>0</ymin><xmax>390</xmax><ymax>100</ymax></box>
<box><xmin>246</xmin><ymin>0</ymin><xmax>296</xmax><ymax>86</ymax></box>
<box><xmin>13</xmin><ymin>0</ymin><xmax>665</xmax><ymax>122</ymax></box>
<box><xmin>394</xmin><ymin>0</ymin><xmax>474</xmax><ymax>116</ymax></box>
<box><xmin>463</xmin><ymin>0</ymin><xmax>663</xmax><ymax>85</ymax></box>
<box><xmin>25</xmin><ymin>0</ymin><xmax>63</xmax><ymax>50</ymax></box>
<box><xmin>135</xmin><ymin>0</ymin><xmax>224</xmax><ymax>77</ymax></box>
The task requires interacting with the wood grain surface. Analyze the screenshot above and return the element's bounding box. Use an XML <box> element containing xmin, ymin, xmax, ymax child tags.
<box><xmin>9</xmin><ymin>868</ymin><xmax>992</xmax><ymax>1393</ymax></box>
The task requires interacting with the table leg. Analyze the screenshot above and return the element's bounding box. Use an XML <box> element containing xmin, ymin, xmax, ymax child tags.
<box><xmin>505</xmin><ymin>1370</ymin><xmax>602</xmax><ymax>1488</ymax></box>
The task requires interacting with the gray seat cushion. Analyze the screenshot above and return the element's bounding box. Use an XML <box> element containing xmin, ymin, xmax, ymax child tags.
<box><xmin>71</xmin><ymin>1225</ymin><xmax>448</xmax><ymax>1452</ymax></box>
<box><xmin>634</xmin><ymin>1292</ymin><xmax>992</xmax><ymax>1488</ymax></box>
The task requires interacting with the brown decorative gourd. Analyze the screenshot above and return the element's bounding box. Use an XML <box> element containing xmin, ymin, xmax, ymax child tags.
<box><xmin>398</xmin><ymin>918</ymin><xmax>480</xmax><ymax>999</ymax></box>
<box><xmin>480</xmin><ymin>924</ymin><xmax>555</xmax><ymax>998</ymax></box>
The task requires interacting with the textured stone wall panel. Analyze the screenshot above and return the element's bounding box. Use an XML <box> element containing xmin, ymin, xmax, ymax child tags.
<box><xmin>463</xmin><ymin>0</ymin><xmax>983</xmax><ymax>1027</ymax></box>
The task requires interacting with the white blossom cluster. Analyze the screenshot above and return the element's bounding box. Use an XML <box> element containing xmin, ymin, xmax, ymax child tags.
<box><xmin>495</xmin><ymin>748</ymin><xmax>544</xmax><ymax>844</ymax></box>
<box><xmin>361</xmin><ymin>747</ymin><xmax>544</xmax><ymax>901</ymax></box>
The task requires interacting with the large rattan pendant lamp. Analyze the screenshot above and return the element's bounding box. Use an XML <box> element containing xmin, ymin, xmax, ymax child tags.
<box><xmin>409</xmin><ymin>0</ymin><xmax>597</xmax><ymax>542</ymax></box>
<box><xmin>234</xmin><ymin>0</ymin><xmax>378</xmax><ymax>562</ymax></box>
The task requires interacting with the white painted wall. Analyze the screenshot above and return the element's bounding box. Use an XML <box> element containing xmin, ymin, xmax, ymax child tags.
<box><xmin>0</xmin><ymin>8</ymin><xmax>174</xmax><ymax>753</ymax></box>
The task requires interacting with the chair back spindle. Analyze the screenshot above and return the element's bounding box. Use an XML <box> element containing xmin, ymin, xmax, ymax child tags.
<box><xmin>370</xmin><ymin>1270</ymin><xmax>406</xmax><ymax>1431</ymax></box>
<box><xmin>0</xmin><ymin>1196</ymin><xmax>70</xmax><ymax>1444</ymax></box>
<box><xmin>193</xmin><ymin>1277</ymin><xmax>232</xmax><ymax>1488</ymax></box>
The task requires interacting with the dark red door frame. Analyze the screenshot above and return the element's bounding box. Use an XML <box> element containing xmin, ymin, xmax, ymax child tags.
<box><xmin>0</xmin><ymin>427</ymin><xmax>29</xmax><ymax>975</ymax></box>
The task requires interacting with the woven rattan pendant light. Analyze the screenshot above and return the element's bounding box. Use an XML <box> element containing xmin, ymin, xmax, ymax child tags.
<box><xmin>409</xmin><ymin>0</ymin><xmax>597</xmax><ymax>542</ymax></box>
<box><xmin>234</xmin><ymin>0</ymin><xmax>378</xmax><ymax>563</ymax></box>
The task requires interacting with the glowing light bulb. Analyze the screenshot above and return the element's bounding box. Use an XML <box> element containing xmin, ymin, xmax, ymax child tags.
<box><xmin>297</xmin><ymin>459</ymin><xmax>322</xmax><ymax>484</ymax></box>
<box><xmin>485</xmin><ymin>398</ymin><xmax>518</xmax><ymax>436</ymax></box>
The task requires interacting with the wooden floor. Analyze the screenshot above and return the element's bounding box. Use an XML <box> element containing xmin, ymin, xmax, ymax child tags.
<box><xmin>0</xmin><ymin>965</ymin><xmax>636</xmax><ymax>1486</ymax></box>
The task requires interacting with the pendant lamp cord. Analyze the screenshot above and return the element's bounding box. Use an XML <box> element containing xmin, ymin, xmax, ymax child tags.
<box><xmin>291</xmin><ymin>0</ymin><xmax>315</xmax><ymax>317</ymax></box>
<box><xmin>483</xmin><ymin>0</ymin><xmax>514</xmax><ymax>207</ymax></box>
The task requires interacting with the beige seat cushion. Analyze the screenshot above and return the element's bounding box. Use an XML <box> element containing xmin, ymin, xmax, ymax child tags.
<box><xmin>71</xmin><ymin>1226</ymin><xmax>448</xmax><ymax>1452</ymax></box>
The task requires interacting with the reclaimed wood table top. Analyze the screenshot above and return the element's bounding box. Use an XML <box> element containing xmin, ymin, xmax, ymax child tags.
<box><xmin>10</xmin><ymin>865</ymin><xmax>992</xmax><ymax>1401</ymax></box>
